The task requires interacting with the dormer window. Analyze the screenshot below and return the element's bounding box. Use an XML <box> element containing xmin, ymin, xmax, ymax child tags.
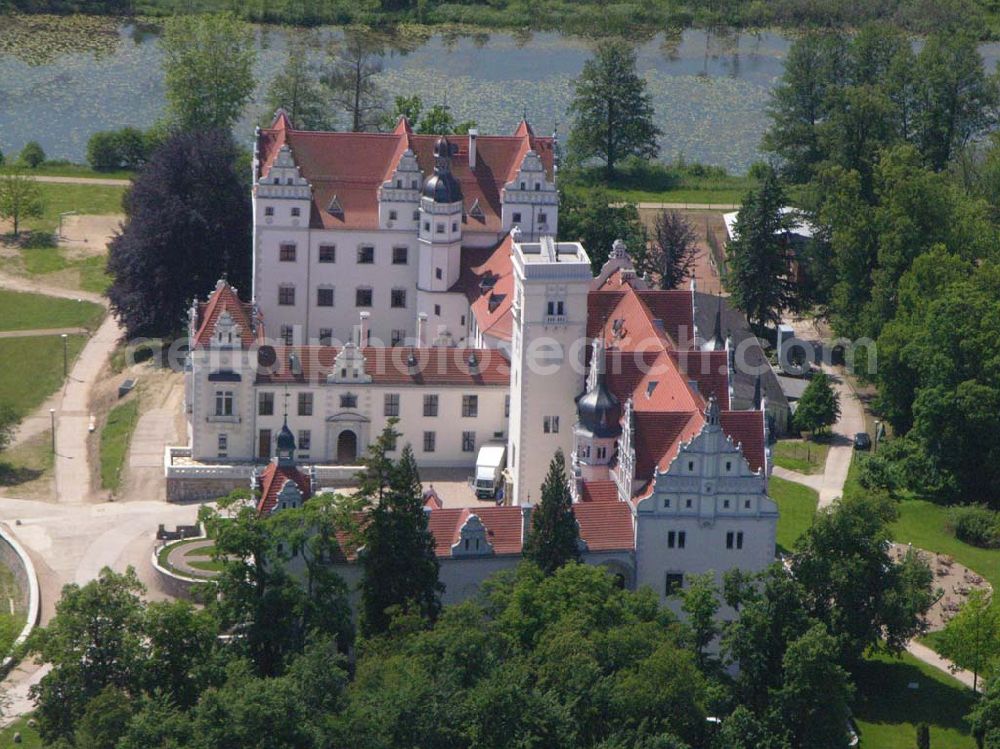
<box><xmin>327</xmin><ymin>195</ymin><xmax>344</xmax><ymax>216</ymax></box>
<box><xmin>469</xmin><ymin>198</ymin><xmax>484</xmax><ymax>220</ymax></box>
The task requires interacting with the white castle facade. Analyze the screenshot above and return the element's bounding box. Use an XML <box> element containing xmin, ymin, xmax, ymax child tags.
<box><xmin>167</xmin><ymin>113</ymin><xmax>779</xmax><ymax>603</ymax></box>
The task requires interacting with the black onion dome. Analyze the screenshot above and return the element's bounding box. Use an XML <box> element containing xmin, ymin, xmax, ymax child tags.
<box><xmin>276</xmin><ymin>422</ymin><xmax>296</xmax><ymax>451</ymax></box>
<box><xmin>422</xmin><ymin>136</ymin><xmax>463</xmax><ymax>203</ymax></box>
<box><xmin>577</xmin><ymin>381</ymin><xmax>622</xmax><ymax>438</ymax></box>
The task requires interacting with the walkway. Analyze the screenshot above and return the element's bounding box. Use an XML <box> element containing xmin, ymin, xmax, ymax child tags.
<box><xmin>777</xmin><ymin>315</ymin><xmax>981</xmax><ymax>691</ymax></box>
<box><xmin>27</xmin><ymin>175</ymin><xmax>130</xmax><ymax>187</ymax></box>
<box><xmin>0</xmin><ymin>327</ymin><xmax>88</xmax><ymax>339</ymax></box>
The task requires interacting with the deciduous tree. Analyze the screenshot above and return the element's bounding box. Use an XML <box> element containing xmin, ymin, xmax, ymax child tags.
<box><xmin>568</xmin><ymin>41</ymin><xmax>661</xmax><ymax>179</ymax></box>
<box><xmin>0</xmin><ymin>170</ymin><xmax>44</xmax><ymax>237</ymax></box>
<box><xmin>264</xmin><ymin>37</ymin><xmax>332</xmax><ymax>131</ymax></box>
<box><xmin>793</xmin><ymin>371</ymin><xmax>841</xmax><ymax>435</ymax></box>
<box><xmin>558</xmin><ymin>186</ymin><xmax>648</xmax><ymax>272</ymax></box>
<box><xmin>324</xmin><ymin>27</ymin><xmax>386</xmax><ymax>132</ymax></box>
<box><xmin>523</xmin><ymin>450</ymin><xmax>581</xmax><ymax>575</ymax></box>
<box><xmin>936</xmin><ymin>589</ymin><xmax>1000</xmax><ymax>692</ymax></box>
<box><xmin>640</xmin><ymin>209</ymin><xmax>698</xmax><ymax>289</ymax></box>
<box><xmin>106</xmin><ymin>129</ymin><xmax>251</xmax><ymax>338</ymax></box>
<box><xmin>161</xmin><ymin>13</ymin><xmax>257</xmax><ymax>133</ymax></box>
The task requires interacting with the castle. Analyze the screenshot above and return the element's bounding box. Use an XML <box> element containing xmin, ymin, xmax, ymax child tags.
<box><xmin>165</xmin><ymin>113</ymin><xmax>778</xmax><ymax>603</ymax></box>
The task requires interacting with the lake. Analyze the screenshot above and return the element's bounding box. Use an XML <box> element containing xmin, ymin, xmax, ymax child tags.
<box><xmin>2</xmin><ymin>18</ymin><xmax>998</xmax><ymax>175</ymax></box>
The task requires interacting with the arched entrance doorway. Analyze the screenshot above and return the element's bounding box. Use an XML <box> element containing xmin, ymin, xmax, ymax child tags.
<box><xmin>336</xmin><ymin>430</ymin><xmax>358</xmax><ymax>464</ymax></box>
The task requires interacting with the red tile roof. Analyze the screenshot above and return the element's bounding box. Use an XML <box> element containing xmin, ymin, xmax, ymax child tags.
<box><xmin>453</xmin><ymin>235</ymin><xmax>515</xmax><ymax>341</ymax></box>
<box><xmin>574</xmin><ymin>501</ymin><xmax>634</xmax><ymax>551</ymax></box>
<box><xmin>193</xmin><ymin>281</ymin><xmax>258</xmax><ymax>349</ymax></box>
<box><xmin>720</xmin><ymin>410</ymin><xmax>766</xmax><ymax>473</ymax></box>
<box><xmin>256</xmin><ymin>461</ymin><xmax>312</xmax><ymax>515</ymax></box>
<box><xmin>670</xmin><ymin>350</ymin><xmax>731</xmax><ymax>410</ymax></box>
<box><xmin>636</xmin><ymin>290</ymin><xmax>695</xmax><ymax>348</ymax></box>
<box><xmin>257</xmin><ymin>122</ymin><xmax>555</xmax><ymax>232</ymax></box>
<box><xmin>580</xmin><ymin>480</ymin><xmax>619</xmax><ymax>503</ymax></box>
<box><xmin>254</xmin><ymin>346</ymin><xmax>509</xmax><ymax>387</ymax></box>
<box><xmin>633</xmin><ymin>411</ymin><xmax>704</xmax><ymax>477</ymax></box>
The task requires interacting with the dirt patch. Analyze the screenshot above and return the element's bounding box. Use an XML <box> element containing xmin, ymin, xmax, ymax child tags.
<box><xmin>890</xmin><ymin>543</ymin><xmax>993</xmax><ymax>631</ymax></box>
<box><xmin>636</xmin><ymin>207</ymin><xmax>726</xmax><ymax>294</ymax></box>
<box><xmin>57</xmin><ymin>214</ymin><xmax>122</xmax><ymax>259</ymax></box>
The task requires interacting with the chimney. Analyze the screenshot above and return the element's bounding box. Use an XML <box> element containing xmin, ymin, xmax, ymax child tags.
<box><xmin>416</xmin><ymin>312</ymin><xmax>428</xmax><ymax>348</ymax></box>
<box><xmin>468</xmin><ymin>129</ymin><xmax>478</xmax><ymax>169</ymax></box>
<box><xmin>520</xmin><ymin>504</ymin><xmax>533</xmax><ymax>545</ymax></box>
<box><xmin>359</xmin><ymin>311</ymin><xmax>370</xmax><ymax>347</ymax></box>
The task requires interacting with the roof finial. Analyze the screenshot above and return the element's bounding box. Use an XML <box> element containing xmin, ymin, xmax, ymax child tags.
<box><xmin>705</xmin><ymin>394</ymin><xmax>720</xmax><ymax>426</ymax></box>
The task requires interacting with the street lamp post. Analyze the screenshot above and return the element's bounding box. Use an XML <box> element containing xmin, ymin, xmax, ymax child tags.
<box><xmin>61</xmin><ymin>333</ymin><xmax>68</xmax><ymax>377</ymax></box>
<box><xmin>50</xmin><ymin>408</ymin><xmax>55</xmax><ymax>455</ymax></box>
<box><xmin>874</xmin><ymin>419</ymin><xmax>881</xmax><ymax>454</ymax></box>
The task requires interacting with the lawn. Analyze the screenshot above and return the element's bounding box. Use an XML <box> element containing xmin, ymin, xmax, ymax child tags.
<box><xmin>772</xmin><ymin>438</ymin><xmax>830</xmax><ymax>475</ymax></box>
<box><xmin>0</xmin><ymin>289</ymin><xmax>104</xmax><ymax>332</ymax></box>
<box><xmin>0</xmin><ymin>335</ymin><xmax>86</xmax><ymax>416</ymax></box>
<box><xmin>0</xmin><ymin>430</ymin><xmax>53</xmax><ymax>496</ymax></box>
<box><xmin>891</xmin><ymin>499</ymin><xmax>1000</xmax><ymax>590</ymax></box>
<box><xmin>99</xmin><ymin>397</ymin><xmax>139</xmax><ymax>493</ymax></box>
<box><xmin>853</xmin><ymin>650</ymin><xmax>976</xmax><ymax>749</ymax></box>
<box><xmin>0</xmin><ymin>715</ymin><xmax>42</xmax><ymax>749</ymax></box>
<box><xmin>24</xmin><ymin>183</ymin><xmax>126</xmax><ymax>234</ymax></box>
<box><xmin>18</xmin><ymin>248</ymin><xmax>112</xmax><ymax>295</ymax></box>
<box><xmin>770</xmin><ymin>475</ymin><xmax>818</xmax><ymax>554</ymax></box>
<box><xmin>32</xmin><ymin>163</ymin><xmax>133</xmax><ymax>180</ymax></box>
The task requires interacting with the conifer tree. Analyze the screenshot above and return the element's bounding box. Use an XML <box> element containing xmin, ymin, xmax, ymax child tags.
<box><xmin>726</xmin><ymin>166</ymin><xmax>796</xmax><ymax>336</ymax></box>
<box><xmin>793</xmin><ymin>371</ymin><xmax>841</xmax><ymax>435</ymax></box>
<box><xmin>359</xmin><ymin>425</ymin><xmax>442</xmax><ymax>636</ymax></box>
<box><xmin>523</xmin><ymin>450</ymin><xmax>581</xmax><ymax>575</ymax></box>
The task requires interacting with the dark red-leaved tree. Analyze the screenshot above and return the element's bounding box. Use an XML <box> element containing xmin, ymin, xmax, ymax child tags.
<box><xmin>107</xmin><ymin>129</ymin><xmax>252</xmax><ymax>338</ymax></box>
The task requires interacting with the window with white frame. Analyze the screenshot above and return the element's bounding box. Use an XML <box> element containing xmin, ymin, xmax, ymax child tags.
<box><xmin>317</xmin><ymin>287</ymin><xmax>334</xmax><ymax>307</ymax></box>
<box><xmin>423</xmin><ymin>431</ymin><xmax>436</xmax><ymax>452</ymax></box>
<box><xmin>319</xmin><ymin>245</ymin><xmax>336</xmax><ymax>263</ymax></box>
<box><xmin>298</xmin><ymin>392</ymin><xmax>313</xmax><ymax>416</ymax></box>
<box><xmin>357</xmin><ymin>245</ymin><xmax>374</xmax><ymax>264</ymax></box>
<box><xmin>214</xmin><ymin>390</ymin><xmax>233</xmax><ymax>416</ymax></box>
<box><xmin>278</xmin><ymin>285</ymin><xmax>295</xmax><ymax>306</ymax></box>
<box><xmin>543</xmin><ymin>415</ymin><xmax>560</xmax><ymax>433</ymax></box>
<box><xmin>298</xmin><ymin>430</ymin><xmax>311</xmax><ymax>453</ymax></box>
<box><xmin>217</xmin><ymin>433</ymin><xmax>228</xmax><ymax>456</ymax></box>
<box><xmin>462</xmin><ymin>431</ymin><xmax>476</xmax><ymax>452</ymax></box>
<box><xmin>384</xmin><ymin>393</ymin><xmax>400</xmax><ymax>417</ymax></box>
<box><xmin>424</xmin><ymin>394</ymin><xmax>438</xmax><ymax>417</ymax></box>
<box><xmin>462</xmin><ymin>395</ymin><xmax>478</xmax><ymax>417</ymax></box>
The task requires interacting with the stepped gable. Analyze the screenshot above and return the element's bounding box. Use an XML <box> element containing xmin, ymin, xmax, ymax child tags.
<box><xmin>257</xmin><ymin>119</ymin><xmax>555</xmax><ymax>232</ymax></box>
<box><xmin>254</xmin><ymin>346</ymin><xmax>509</xmax><ymax>386</ymax></box>
<box><xmin>193</xmin><ymin>281</ymin><xmax>258</xmax><ymax>348</ymax></box>
<box><xmin>256</xmin><ymin>461</ymin><xmax>312</xmax><ymax>515</ymax></box>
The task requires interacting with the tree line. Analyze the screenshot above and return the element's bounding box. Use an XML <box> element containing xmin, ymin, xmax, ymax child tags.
<box><xmin>20</xmin><ymin>422</ymin><xmax>937</xmax><ymax>749</ymax></box>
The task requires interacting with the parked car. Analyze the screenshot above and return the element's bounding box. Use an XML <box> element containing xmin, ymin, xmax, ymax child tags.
<box><xmin>853</xmin><ymin>432</ymin><xmax>872</xmax><ymax>451</ymax></box>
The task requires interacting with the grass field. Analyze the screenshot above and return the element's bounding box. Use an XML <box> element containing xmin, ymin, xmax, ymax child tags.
<box><xmin>891</xmin><ymin>499</ymin><xmax>1000</xmax><ymax>590</ymax></box>
<box><xmin>32</xmin><ymin>164</ymin><xmax>133</xmax><ymax>180</ymax></box>
<box><xmin>0</xmin><ymin>715</ymin><xmax>42</xmax><ymax>749</ymax></box>
<box><xmin>0</xmin><ymin>430</ymin><xmax>54</xmax><ymax>496</ymax></box>
<box><xmin>772</xmin><ymin>438</ymin><xmax>830</xmax><ymax>475</ymax></box>
<box><xmin>25</xmin><ymin>183</ymin><xmax>125</xmax><ymax>234</ymax></box>
<box><xmin>99</xmin><ymin>397</ymin><xmax>139</xmax><ymax>492</ymax></box>
<box><xmin>0</xmin><ymin>289</ymin><xmax>104</xmax><ymax>332</ymax></box>
<box><xmin>18</xmin><ymin>248</ymin><xmax>112</xmax><ymax>295</ymax></box>
<box><xmin>770</xmin><ymin>475</ymin><xmax>818</xmax><ymax>554</ymax></box>
<box><xmin>853</xmin><ymin>650</ymin><xmax>976</xmax><ymax>749</ymax></box>
<box><xmin>0</xmin><ymin>335</ymin><xmax>86</xmax><ymax>416</ymax></box>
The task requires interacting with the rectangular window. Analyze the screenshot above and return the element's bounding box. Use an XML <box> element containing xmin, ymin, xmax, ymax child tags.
<box><xmin>597</xmin><ymin>446</ymin><xmax>607</xmax><ymax>460</ymax></box>
<box><xmin>389</xmin><ymin>209</ymin><xmax>398</xmax><ymax>221</ymax></box>
<box><xmin>392</xmin><ymin>246</ymin><xmax>408</xmax><ymax>264</ymax></box>
<box><xmin>726</xmin><ymin>532</ymin><xmax>734</xmax><ymax>549</ymax></box>
<box><xmin>678</xmin><ymin>531</ymin><xmax>686</xmax><ymax>549</ymax></box>
<box><xmin>291</xmin><ymin>206</ymin><xmax>301</xmax><ymax>217</ymax></box>
<box><xmin>462</xmin><ymin>431</ymin><xmax>476</xmax><ymax>453</ymax></box>
<box><xmin>737</xmin><ymin>532</ymin><xmax>744</xmax><ymax>550</ymax></box>
<box><xmin>319</xmin><ymin>245</ymin><xmax>336</xmax><ymax>263</ymax></box>
<box><xmin>385</xmin><ymin>432</ymin><xmax>397</xmax><ymax>451</ymax></box>
<box><xmin>278</xmin><ymin>285</ymin><xmax>295</xmax><ymax>306</ymax></box>
<box><xmin>504</xmin><ymin>394</ymin><xmax>510</xmax><ymax>418</ymax></box>
<box><xmin>384</xmin><ymin>393</ymin><xmax>400</xmax><ymax>417</ymax></box>
<box><xmin>423</xmin><ymin>431</ymin><xmax>436</xmax><ymax>452</ymax></box>
<box><xmin>413</xmin><ymin>210</ymin><xmax>420</xmax><ymax>221</ymax></box>
<box><xmin>319</xmin><ymin>328</ymin><xmax>332</xmax><ymax>346</ymax></box>
<box><xmin>340</xmin><ymin>393</ymin><xmax>357</xmax><ymax>409</ymax></box>
<box><xmin>543</xmin><ymin>415</ymin><xmax>560</xmax><ymax>434</ymax></box>
<box><xmin>435</xmin><ymin>223</ymin><xmax>445</xmax><ymax>234</ymax></box>
<box><xmin>435</xmin><ymin>267</ymin><xmax>443</xmax><ymax>280</ymax></box>
<box><xmin>279</xmin><ymin>243</ymin><xmax>296</xmax><ymax>262</ymax></box>
<box><xmin>390</xmin><ymin>288</ymin><xmax>407</xmax><ymax>308</ymax></box>
<box><xmin>424</xmin><ymin>394</ymin><xmax>438</xmax><ymax>417</ymax></box>
<box><xmin>391</xmin><ymin>329</ymin><xmax>405</xmax><ymax>346</ymax></box>
<box><xmin>264</xmin><ymin>206</ymin><xmax>274</xmax><ymax>217</ymax></box>
<box><xmin>512</xmin><ymin>212</ymin><xmax>522</xmax><ymax>223</ymax></box>
<box><xmin>214</xmin><ymin>390</ymin><xmax>233</xmax><ymax>417</ymax></box>
<box><xmin>356</xmin><ymin>288</ymin><xmax>373</xmax><ymax>307</ymax></box>
<box><xmin>280</xmin><ymin>325</ymin><xmax>293</xmax><ymax>345</ymax></box>
<box><xmin>665</xmin><ymin>573</ymin><xmax>684</xmax><ymax>596</ymax></box>
<box><xmin>258</xmin><ymin>392</ymin><xmax>274</xmax><ymax>416</ymax></box>
<box><xmin>357</xmin><ymin>245</ymin><xmax>374</xmax><ymax>264</ymax></box>
<box><xmin>668</xmin><ymin>531</ymin><xmax>676</xmax><ymax>549</ymax></box>
<box><xmin>316</xmin><ymin>287</ymin><xmax>334</xmax><ymax>307</ymax></box>
<box><xmin>539</xmin><ymin>212</ymin><xmax>547</xmax><ymax>224</ymax></box>
<box><xmin>298</xmin><ymin>392</ymin><xmax>313</xmax><ymax>416</ymax></box>
<box><xmin>217</xmin><ymin>433</ymin><xmax>228</xmax><ymax>456</ymax></box>
<box><xmin>462</xmin><ymin>395</ymin><xmax>478</xmax><ymax>418</ymax></box>
<box><xmin>434</xmin><ymin>304</ymin><xmax>441</xmax><ymax>316</ymax></box>
<box><xmin>298</xmin><ymin>430</ymin><xmax>311</xmax><ymax>452</ymax></box>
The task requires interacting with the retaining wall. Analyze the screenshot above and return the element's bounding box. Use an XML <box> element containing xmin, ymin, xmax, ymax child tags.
<box><xmin>0</xmin><ymin>525</ymin><xmax>40</xmax><ymax>672</ymax></box>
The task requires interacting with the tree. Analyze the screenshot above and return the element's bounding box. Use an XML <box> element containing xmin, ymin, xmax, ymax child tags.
<box><xmin>936</xmin><ymin>590</ymin><xmax>1000</xmax><ymax>692</ymax></box>
<box><xmin>793</xmin><ymin>371</ymin><xmax>841</xmax><ymax>434</ymax></box>
<box><xmin>28</xmin><ymin>568</ymin><xmax>146</xmax><ymax>743</ymax></box>
<box><xmin>791</xmin><ymin>494</ymin><xmax>934</xmax><ymax>670</ymax></box>
<box><xmin>161</xmin><ymin>13</ymin><xmax>257</xmax><ymax>132</ymax></box>
<box><xmin>323</xmin><ymin>27</ymin><xmax>386</xmax><ymax>132</ymax></box>
<box><xmin>558</xmin><ymin>186</ymin><xmax>648</xmax><ymax>272</ymax></box>
<box><xmin>0</xmin><ymin>170</ymin><xmax>44</xmax><ymax>237</ymax></box>
<box><xmin>106</xmin><ymin>129</ymin><xmax>251</xmax><ymax>338</ymax></box>
<box><xmin>418</xmin><ymin>103</ymin><xmax>476</xmax><ymax>135</ymax></box>
<box><xmin>17</xmin><ymin>141</ymin><xmax>45</xmax><ymax>169</ymax></box>
<box><xmin>568</xmin><ymin>41</ymin><xmax>661</xmax><ymax>179</ymax></box>
<box><xmin>640</xmin><ymin>209</ymin><xmax>698</xmax><ymax>289</ymax></box>
<box><xmin>523</xmin><ymin>450</ymin><xmax>581</xmax><ymax>575</ymax></box>
<box><xmin>359</xmin><ymin>425</ymin><xmax>442</xmax><ymax>636</ymax></box>
<box><xmin>917</xmin><ymin>722</ymin><xmax>931</xmax><ymax>749</ymax></box>
<box><xmin>725</xmin><ymin>166</ymin><xmax>795</xmax><ymax>335</ymax></box>
<box><xmin>676</xmin><ymin>571</ymin><xmax>720</xmax><ymax>669</ymax></box>
<box><xmin>0</xmin><ymin>403</ymin><xmax>20</xmax><ymax>453</ymax></box>
<box><xmin>264</xmin><ymin>37</ymin><xmax>332</xmax><ymax>131</ymax></box>
<box><xmin>74</xmin><ymin>686</ymin><xmax>133</xmax><ymax>749</ymax></box>
<box><xmin>87</xmin><ymin>128</ymin><xmax>156</xmax><ymax>172</ymax></box>
<box><xmin>776</xmin><ymin>624</ymin><xmax>854</xmax><ymax>749</ymax></box>
<box><xmin>969</xmin><ymin>677</ymin><xmax>1000</xmax><ymax>749</ymax></box>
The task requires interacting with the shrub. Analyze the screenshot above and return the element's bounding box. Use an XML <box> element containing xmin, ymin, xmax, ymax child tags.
<box><xmin>86</xmin><ymin>128</ymin><xmax>155</xmax><ymax>172</ymax></box>
<box><xmin>0</xmin><ymin>147</ymin><xmax>4</xmax><ymax>167</ymax></box>
<box><xmin>948</xmin><ymin>505</ymin><xmax>1000</xmax><ymax>549</ymax></box>
<box><xmin>17</xmin><ymin>141</ymin><xmax>46</xmax><ymax>169</ymax></box>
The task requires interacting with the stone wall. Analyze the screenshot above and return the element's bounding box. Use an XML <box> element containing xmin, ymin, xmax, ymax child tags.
<box><xmin>0</xmin><ymin>525</ymin><xmax>40</xmax><ymax>672</ymax></box>
<box><xmin>167</xmin><ymin>477</ymin><xmax>247</xmax><ymax>502</ymax></box>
